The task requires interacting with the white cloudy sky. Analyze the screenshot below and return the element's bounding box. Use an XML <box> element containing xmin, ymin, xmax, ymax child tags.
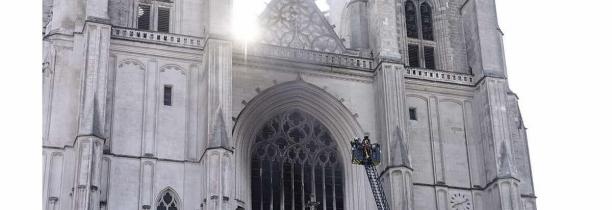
<box><xmin>497</xmin><ymin>0</ymin><xmax>612</xmax><ymax>209</ymax></box>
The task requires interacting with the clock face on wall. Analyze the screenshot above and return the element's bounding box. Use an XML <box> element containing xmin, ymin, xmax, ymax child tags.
<box><xmin>449</xmin><ymin>193</ymin><xmax>472</xmax><ymax>210</ymax></box>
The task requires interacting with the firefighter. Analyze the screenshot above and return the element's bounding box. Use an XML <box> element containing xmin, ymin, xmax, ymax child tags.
<box><xmin>362</xmin><ymin>136</ymin><xmax>373</xmax><ymax>162</ymax></box>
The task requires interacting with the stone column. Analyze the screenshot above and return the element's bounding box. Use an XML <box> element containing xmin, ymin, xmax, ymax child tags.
<box><xmin>346</xmin><ymin>0</ymin><xmax>369</xmax><ymax>50</ymax></box>
<box><xmin>462</xmin><ymin>0</ymin><xmax>526</xmax><ymax>208</ymax></box>
<box><xmin>71</xmin><ymin>136</ymin><xmax>105</xmax><ymax>210</ymax></box>
<box><xmin>461</xmin><ymin>0</ymin><xmax>507</xmax><ymax>78</ymax></box>
<box><xmin>374</xmin><ymin>63</ymin><xmax>414</xmax><ymax>210</ymax></box>
<box><xmin>71</xmin><ymin>0</ymin><xmax>111</xmax><ymax>209</ymax></box>
<box><xmin>368</xmin><ymin>0</ymin><xmax>402</xmax><ymax>61</ymax></box>
<box><xmin>46</xmin><ymin>0</ymin><xmax>78</xmax><ymax>35</ymax></box>
<box><xmin>201</xmin><ymin>0</ymin><xmax>234</xmax><ymax>209</ymax></box>
<box><xmin>368</xmin><ymin>0</ymin><xmax>414</xmax><ymax>208</ymax></box>
<box><xmin>473</xmin><ymin>77</ymin><xmax>523</xmax><ymax>210</ymax></box>
<box><xmin>201</xmin><ymin>37</ymin><xmax>234</xmax><ymax>210</ymax></box>
<box><xmin>202</xmin><ymin>148</ymin><xmax>233</xmax><ymax>210</ymax></box>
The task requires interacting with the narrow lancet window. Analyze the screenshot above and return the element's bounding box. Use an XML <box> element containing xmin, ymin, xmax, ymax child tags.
<box><xmin>163</xmin><ymin>85</ymin><xmax>172</xmax><ymax>106</ymax></box>
<box><xmin>405</xmin><ymin>1</ymin><xmax>418</xmax><ymax>38</ymax></box>
<box><xmin>420</xmin><ymin>3</ymin><xmax>434</xmax><ymax>41</ymax></box>
<box><xmin>424</xmin><ymin>46</ymin><xmax>436</xmax><ymax>69</ymax></box>
<box><xmin>158</xmin><ymin>7</ymin><xmax>170</xmax><ymax>33</ymax></box>
<box><xmin>409</xmin><ymin>108</ymin><xmax>418</xmax><ymax>120</ymax></box>
<box><xmin>408</xmin><ymin>44</ymin><xmax>420</xmax><ymax>67</ymax></box>
<box><xmin>137</xmin><ymin>4</ymin><xmax>152</xmax><ymax>30</ymax></box>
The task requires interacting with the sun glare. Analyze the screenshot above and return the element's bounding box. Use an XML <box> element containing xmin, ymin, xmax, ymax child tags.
<box><xmin>232</xmin><ymin>0</ymin><xmax>269</xmax><ymax>42</ymax></box>
<box><xmin>232</xmin><ymin>0</ymin><xmax>330</xmax><ymax>42</ymax></box>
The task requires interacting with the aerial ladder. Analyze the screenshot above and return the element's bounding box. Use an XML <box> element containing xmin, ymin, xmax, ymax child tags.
<box><xmin>351</xmin><ymin>136</ymin><xmax>390</xmax><ymax>210</ymax></box>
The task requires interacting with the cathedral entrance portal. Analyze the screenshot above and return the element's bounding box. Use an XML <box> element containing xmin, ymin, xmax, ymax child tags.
<box><xmin>250</xmin><ymin>110</ymin><xmax>344</xmax><ymax>210</ymax></box>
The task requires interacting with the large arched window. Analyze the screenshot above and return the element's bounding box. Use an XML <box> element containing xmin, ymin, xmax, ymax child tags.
<box><xmin>156</xmin><ymin>188</ymin><xmax>180</xmax><ymax>210</ymax></box>
<box><xmin>250</xmin><ymin>110</ymin><xmax>344</xmax><ymax>210</ymax></box>
<box><xmin>404</xmin><ymin>0</ymin><xmax>436</xmax><ymax>69</ymax></box>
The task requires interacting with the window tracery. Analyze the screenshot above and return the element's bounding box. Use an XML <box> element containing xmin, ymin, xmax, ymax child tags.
<box><xmin>258</xmin><ymin>0</ymin><xmax>345</xmax><ymax>53</ymax></box>
<box><xmin>251</xmin><ymin>110</ymin><xmax>344</xmax><ymax>210</ymax></box>
<box><xmin>156</xmin><ymin>189</ymin><xmax>179</xmax><ymax>210</ymax></box>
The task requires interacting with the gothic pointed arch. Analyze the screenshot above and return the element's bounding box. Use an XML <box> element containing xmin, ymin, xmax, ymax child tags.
<box><xmin>234</xmin><ymin>80</ymin><xmax>363</xmax><ymax>157</ymax></box>
<box><xmin>405</xmin><ymin>0</ymin><xmax>418</xmax><ymax>38</ymax></box>
<box><xmin>419</xmin><ymin>2</ymin><xmax>434</xmax><ymax>41</ymax></box>
<box><xmin>233</xmin><ymin>80</ymin><xmax>374</xmax><ymax>210</ymax></box>
<box><xmin>155</xmin><ymin>187</ymin><xmax>181</xmax><ymax>210</ymax></box>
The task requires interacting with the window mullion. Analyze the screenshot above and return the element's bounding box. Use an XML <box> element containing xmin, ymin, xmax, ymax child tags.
<box><xmin>321</xmin><ymin>166</ymin><xmax>326</xmax><ymax>210</ymax></box>
<box><xmin>417</xmin><ymin>45</ymin><xmax>425</xmax><ymax>68</ymax></box>
<box><xmin>332</xmin><ymin>168</ymin><xmax>336</xmax><ymax>210</ymax></box>
<box><xmin>152</xmin><ymin>2</ymin><xmax>158</xmax><ymax>31</ymax></box>
<box><xmin>416</xmin><ymin>1</ymin><xmax>423</xmax><ymax>40</ymax></box>
<box><xmin>281</xmin><ymin>161</ymin><xmax>285</xmax><ymax>210</ymax></box>
<box><xmin>291</xmin><ymin>163</ymin><xmax>295</xmax><ymax>210</ymax></box>
<box><xmin>310</xmin><ymin>164</ymin><xmax>316</xmax><ymax>207</ymax></box>
<box><xmin>270</xmin><ymin>161</ymin><xmax>274</xmax><ymax>210</ymax></box>
<box><xmin>259</xmin><ymin>159</ymin><xmax>264</xmax><ymax>210</ymax></box>
<box><xmin>301</xmin><ymin>165</ymin><xmax>305</xmax><ymax>210</ymax></box>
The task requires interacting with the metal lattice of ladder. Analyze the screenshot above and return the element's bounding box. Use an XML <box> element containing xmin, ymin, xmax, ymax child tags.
<box><xmin>365</xmin><ymin>164</ymin><xmax>390</xmax><ymax>210</ymax></box>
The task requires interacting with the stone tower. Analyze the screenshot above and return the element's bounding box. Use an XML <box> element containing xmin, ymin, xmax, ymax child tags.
<box><xmin>42</xmin><ymin>0</ymin><xmax>536</xmax><ymax>210</ymax></box>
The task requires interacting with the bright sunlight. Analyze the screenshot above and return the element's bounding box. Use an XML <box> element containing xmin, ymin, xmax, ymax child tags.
<box><xmin>231</xmin><ymin>0</ymin><xmax>330</xmax><ymax>42</ymax></box>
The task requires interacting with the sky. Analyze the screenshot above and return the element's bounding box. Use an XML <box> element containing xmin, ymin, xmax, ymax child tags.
<box><xmin>496</xmin><ymin>0</ymin><xmax>612</xmax><ymax>209</ymax></box>
<box><xmin>0</xmin><ymin>0</ymin><xmax>611</xmax><ymax>209</ymax></box>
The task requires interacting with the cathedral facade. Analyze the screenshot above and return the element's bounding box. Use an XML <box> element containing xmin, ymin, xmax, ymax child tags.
<box><xmin>42</xmin><ymin>0</ymin><xmax>537</xmax><ymax>210</ymax></box>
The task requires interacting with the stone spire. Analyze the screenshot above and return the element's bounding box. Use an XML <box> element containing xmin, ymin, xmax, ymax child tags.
<box><xmin>390</xmin><ymin>126</ymin><xmax>411</xmax><ymax>168</ymax></box>
<box><xmin>498</xmin><ymin>142</ymin><xmax>515</xmax><ymax>178</ymax></box>
<box><xmin>209</xmin><ymin>109</ymin><xmax>230</xmax><ymax>149</ymax></box>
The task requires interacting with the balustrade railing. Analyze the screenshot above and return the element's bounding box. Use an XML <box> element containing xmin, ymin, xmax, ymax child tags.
<box><xmin>405</xmin><ymin>67</ymin><xmax>474</xmax><ymax>85</ymax></box>
<box><xmin>111</xmin><ymin>27</ymin><xmax>204</xmax><ymax>49</ymax></box>
<box><xmin>110</xmin><ymin>27</ymin><xmax>477</xmax><ymax>85</ymax></box>
<box><xmin>240</xmin><ymin>43</ymin><xmax>374</xmax><ymax>71</ymax></box>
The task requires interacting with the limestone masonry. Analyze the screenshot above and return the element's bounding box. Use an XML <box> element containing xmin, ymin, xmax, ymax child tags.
<box><xmin>42</xmin><ymin>0</ymin><xmax>537</xmax><ymax>209</ymax></box>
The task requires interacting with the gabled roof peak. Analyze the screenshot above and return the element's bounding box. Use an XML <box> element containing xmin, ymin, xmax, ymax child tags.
<box><xmin>258</xmin><ymin>0</ymin><xmax>346</xmax><ymax>54</ymax></box>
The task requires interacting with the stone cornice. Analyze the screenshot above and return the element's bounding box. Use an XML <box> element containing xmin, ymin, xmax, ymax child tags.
<box><xmin>412</xmin><ymin>176</ymin><xmax>522</xmax><ymax>192</ymax></box>
<box><xmin>405</xmin><ymin>67</ymin><xmax>475</xmax><ymax>86</ymax></box>
<box><xmin>235</xmin><ymin>43</ymin><xmax>374</xmax><ymax>71</ymax></box>
<box><xmin>110</xmin><ymin>39</ymin><xmax>203</xmax><ymax>62</ymax></box>
<box><xmin>111</xmin><ymin>27</ymin><xmax>206</xmax><ymax>49</ymax></box>
<box><xmin>233</xmin><ymin>54</ymin><xmax>374</xmax><ymax>84</ymax></box>
<box><xmin>379</xmin><ymin>165</ymin><xmax>414</xmax><ymax>177</ymax></box>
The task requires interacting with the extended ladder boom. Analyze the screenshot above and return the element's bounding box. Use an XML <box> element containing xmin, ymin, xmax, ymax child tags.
<box><xmin>364</xmin><ymin>164</ymin><xmax>389</xmax><ymax>210</ymax></box>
